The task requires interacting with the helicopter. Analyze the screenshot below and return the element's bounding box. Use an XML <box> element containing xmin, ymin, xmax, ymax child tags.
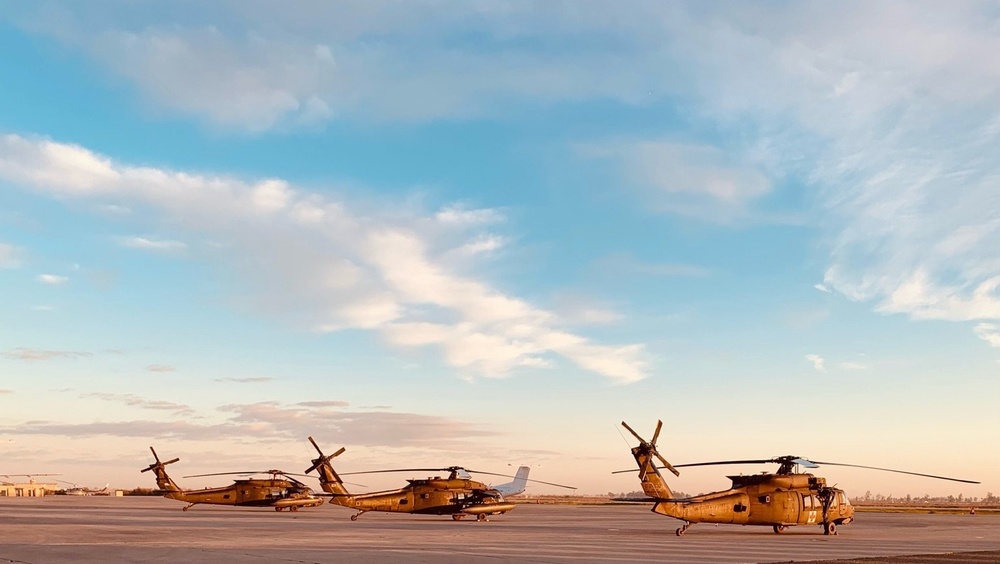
<box><xmin>141</xmin><ymin>446</ymin><xmax>324</xmax><ymax>512</ymax></box>
<box><xmin>617</xmin><ymin>420</ymin><xmax>979</xmax><ymax>536</ymax></box>
<box><xmin>305</xmin><ymin>437</ymin><xmax>575</xmax><ymax>521</ymax></box>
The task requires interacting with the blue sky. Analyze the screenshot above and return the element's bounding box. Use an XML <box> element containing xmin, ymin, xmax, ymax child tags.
<box><xmin>1</xmin><ymin>1</ymin><xmax>997</xmax><ymax>497</ymax></box>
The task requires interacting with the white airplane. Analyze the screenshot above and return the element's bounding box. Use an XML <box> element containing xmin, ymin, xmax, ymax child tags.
<box><xmin>494</xmin><ymin>466</ymin><xmax>531</xmax><ymax>496</ymax></box>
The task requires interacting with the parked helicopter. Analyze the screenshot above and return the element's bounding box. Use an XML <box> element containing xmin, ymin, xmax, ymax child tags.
<box><xmin>617</xmin><ymin>421</ymin><xmax>979</xmax><ymax>536</ymax></box>
<box><xmin>141</xmin><ymin>447</ymin><xmax>324</xmax><ymax>512</ymax></box>
<box><xmin>305</xmin><ymin>437</ymin><xmax>574</xmax><ymax>521</ymax></box>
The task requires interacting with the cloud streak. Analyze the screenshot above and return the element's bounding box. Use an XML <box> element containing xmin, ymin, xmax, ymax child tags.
<box><xmin>3</xmin><ymin>348</ymin><xmax>91</xmax><ymax>361</ymax></box>
<box><xmin>6</xmin><ymin>400</ymin><xmax>494</xmax><ymax>450</ymax></box>
<box><xmin>0</xmin><ymin>242</ymin><xmax>22</xmax><ymax>268</ymax></box>
<box><xmin>0</xmin><ymin>134</ymin><xmax>647</xmax><ymax>383</ymax></box>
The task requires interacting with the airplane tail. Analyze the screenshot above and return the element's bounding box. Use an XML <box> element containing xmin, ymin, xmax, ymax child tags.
<box><xmin>495</xmin><ymin>466</ymin><xmax>531</xmax><ymax>496</ymax></box>
<box><xmin>141</xmin><ymin>447</ymin><xmax>181</xmax><ymax>492</ymax></box>
<box><xmin>305</xmin><ymin>437</ymin><xmax>352</xmax><ymax>505</ymax></box>
<box><xmin>621</xmin><ymin>420</ymin><xmax>676</xmax><ymax>499</ymax></box>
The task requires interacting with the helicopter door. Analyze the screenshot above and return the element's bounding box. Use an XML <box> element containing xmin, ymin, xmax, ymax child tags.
<box><xmin>778</xmin><ymin>491</ymin><xmax>799</xmax><ymax>524</ymax></box>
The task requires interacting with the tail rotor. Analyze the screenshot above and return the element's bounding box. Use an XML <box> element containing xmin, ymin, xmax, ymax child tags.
<box><xmin>305</xmin><ymin>436</ymin><xmax>345</xmax><ymax>475</ymax></box>
<box><xmin>621</xmin><ymin>420</ymin><xmax>679</xmax><ymax>478</ymax></box>
<box><xmin>141</xmin><ymin>446</ymin><xmax>179</xmax><ymax>474</ymax></box>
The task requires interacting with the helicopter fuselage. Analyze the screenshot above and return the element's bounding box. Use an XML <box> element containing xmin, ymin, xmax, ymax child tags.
<box><xmin>652</xmin><ymin>473</ymin><xmax>854</xmax><ymax>529</ymax></box>
<box><xmin>328</xmin><ymin>477</ymin><xmax>515</xmax><ymax>517</ymax></box>
<box><xmin>164</xmin><ymin>478</ymin><xmax>323</xmax><ymax>509</ymax></box>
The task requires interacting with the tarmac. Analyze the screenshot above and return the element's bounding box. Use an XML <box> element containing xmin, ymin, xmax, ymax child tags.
<box><xmin>1</xmin><ymin>496</ymin><xmax>998</xmax><ymax>563</ymax></box>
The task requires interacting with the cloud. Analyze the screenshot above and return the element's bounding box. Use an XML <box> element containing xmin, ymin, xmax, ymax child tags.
<box><xmin>215</xmin><ymin>377</ymin><xmax>273</xmax><ymax>383</ymax></box>
<box><xmin>6</xmin><ymin>400</ymin><xmax>493</xmax><ymax>449</ymax></box>
<box><xmin>36</xmin><ymin>273</ymin><xmax>68</xmax><ymax>285</ymax></box>
<box><xmin>119</xmin><ymin>236</ymin><xmax>186</xmax><ymax>252</ymax></box>
<box><xmin>0</xmin><ymin>134</ymin><xmax>647</xmax><ymax>383</ymax></box>
<box><xmin>592</xmin><ymin>253</ymin><xmax>710</xmax><ymax>279</ymax></box>
<box><xmin>145</xmin><ymin>364</ymin><xmax>175</xmax><ymax>372</ymax></box>
<box><xmin>840</xmin><ymin>362</ymin><xmax>868</xmax><ymax>371</ymax></box>
<box><xmin>0</xmin><ymin>389</ymin><xmax>12</xmax><ymax>394</ymax></box>
<box><xmin>0</xmin><ymin>242</ymin><xmax>22</xmax><ymax>268</ymax></box>
<box><xmin>973</xmin><ymin>323</ymin><xmax>1000</xmax><ymax>348</ymax></box>
<box><xmin>581</xmin><ymin>140</ymin><xmax>774</xmax><ymax>223</ymax></box>
<box><xmin>814</xmin><ymin>284</ymin><xmax>831</xmax><ymax>293</ymax></box>
<box><xmin>84</xmin><ymin>392</ymin><xmax>194</xmax><ymax>415</ymax></box>
<box><xmin>296</xmin><ymin>400</ymin><xmax>350</xmax><ymax>408</ymax></box>
<box><xmin>805</xmin><ymin>354</ymin><xmax>826</xmax><ymax>372</ymax></box>
<box><xmin>2</xmin><ymin>348</ymin><xmax>91</xmax><ymax>361</ymax></box>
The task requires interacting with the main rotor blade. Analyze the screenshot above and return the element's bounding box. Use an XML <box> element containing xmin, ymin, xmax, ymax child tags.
<box><xmin>337</xmin><ymin>468</ymin><xmax>448</xmax><ymax>477</ymax></box>
<box><xmin>183</xmin><ymin>471</ymin><xmax>258</xmax><ymax>478</ymax></box>
<box><xmin>308</xmin><ymin>436</ymin><xmax>323</xmax><ymax>455</ymax></box>
<box><xmin>651</xmin><ymin>420</ymin><xmax>663</xmax><ymax>446</ymax></box>
<box><xmin>462</xmin><ymin>469</ymin><xmax>576</xmax><ymax>489</ymax></box>
<box><xmin>810</xmin><ymin>461</ymin><xmax>980</xmax><ymax>484</ymax></box>
<box><xmin>149</xmin><ymin>446</ymin><xmax>160</xmax><ymax>462</ymax></box>
<box><xmin>620</xmin><ymin>421</ymin><xmax>645</xmax><ymax>443</ymax></box>
<box><xmin>672</xmin><ymin>459</ymin><xmax>774</xmax><ymax>468</ymax></box>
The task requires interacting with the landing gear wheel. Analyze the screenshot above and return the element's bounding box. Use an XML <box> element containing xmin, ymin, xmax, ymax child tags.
<box><xmin>452</xmin><ymin>514</ymin><xmax>465</xmax><ymax>521</ymax></box>
<box><xmin>773</xmin><ymin>525</ymin><xmax>786</xmax><ymax>534</ymax></box>
<box><xmin>824</xmin><ymin>521</ymin><xmax>837</xmax><ymax>536</ymax></box>
<box><xmin>182</xmin><ymin>506</ymin><xmax>190</xmax><ymax>512</ymax></box>
<box><xmin>350</xmin><ymin>514</ymin><xmax>359</xmax><ymax>521</ymax></box>
<box><xmin>476</xmin><ymin>513</ymin><xmax>488</xmax><ymax>522</ymax></box>
<box><xmin>675</xmin><ymin>523</ymin><xmax>690</xmax><ymax>536</ymax></box>
<box><xmin>275</xmin><ymin>507</ymin><xmax>282</xmax><ymax>512</ymax></box>
<box><xmin>290</xmin><ymin>506</ymin><xmax>298</xmax><ymax>512</ymax></box>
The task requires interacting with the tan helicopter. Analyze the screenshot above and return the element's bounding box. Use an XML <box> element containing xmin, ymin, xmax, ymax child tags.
<box><xmin>141</xmin><ymin>447</ymin><xmax>324</xmax><ymax>512</ymax></box>
<box><xmin>618</xmin><ymin>421</ymin><xmax>979</xmax><ymax>536</ymax></box>
<box><xmin>305</xmin><ymin>437</ymin><xmax>574</xmax><ymax>521</ymax></box>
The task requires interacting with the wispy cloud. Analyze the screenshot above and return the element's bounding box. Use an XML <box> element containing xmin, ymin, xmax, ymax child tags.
<box><xmin>215</xmin><ymin>377</ymin><xmax>272</xmax><ymax>383</ymax></box>
<box><xmin>84</xmin><ymin>392</ymin><xmax>194</xmax><ymax>415</ymax></box>
<box><xmin>7</xmin><ymin>400</ymin><xmax>494</xmax><ymax>450</ymax></box>
<box><xmin>580</xmin><ymin>140</ymin><xmax>774</xmax><ymax>223</ymax></box>
<box><xmin>840</xmin><ymin>362</ymin><xmax>868</xmax><ymax>371</ymax></box>
<box><xmin>2</xmin><ymin>348</ymin><xmax>91</xmax><ymax>361</ymax></box>
<box><xmin>0</xmin><ymin>389</ymin><xmax>13</xmax><ymax>394</ymax></box>
<box><xmin>805</xmin><ymin>354</ymin><xmax>826</xmax><ymax>372</ymax></box>
<box><xmin>36</xmin><ymin>273</ymin><xmax>68</xmax><ymax>285</ymax></box>
<box><xmin>973</xmin><ymin>323</ymin><xmax>1000</xmax><ymax>348</ymax></box>
<box><xmin>592</xmin><ymin>253</ymin><xmax>710</xmax><ymax>279</ymax></box>
<box><xmin>0</xmin><ymin>242</ymin><xmax>22</xmax><ymax>268</ymax></box>
<box><xmin>0</xmin><ymin>134</ymin><xmax>647</xmax><ymax>383</ymax></box>
<box><xmin>119</xmin><ymin>236</ymin><xmax>186</xmax><ymax>252</ymax></box>
<box><xmin>145</xmin><ymin>364</ymin><xmax>175</xmax><ymax>373</ymax></box>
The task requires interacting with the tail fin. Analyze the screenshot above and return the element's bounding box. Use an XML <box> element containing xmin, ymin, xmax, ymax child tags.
<box><xmin>141</xmin><ymin>447</ymin><xmax>181</xmax><ymax>492</ymax></box>
<box><xmin>495</xmin><ymin>466</ymin><xmax>530</xmax><ymax>496</ymax></box>
<box><xmin>305</xmin><ymin>437</ymin><xmax>351</xmax><ymax>503</ymax></box>
<box><xmin>622</xmin><ymin>421</ymin><xmax>676</xmax><ymax>500</ymax></box>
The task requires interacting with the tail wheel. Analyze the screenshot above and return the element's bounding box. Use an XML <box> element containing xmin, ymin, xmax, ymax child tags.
<box><xmin>773</xmin><ymin>525</ymin><xmax>786</xmax><ymax>534</ymax></box>
<box><xmin>452</xmin><ymin>514</ymin><xmax>465</xmax><ymax>521</ymax></box>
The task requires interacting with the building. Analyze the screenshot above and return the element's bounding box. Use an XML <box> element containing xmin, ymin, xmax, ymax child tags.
<box><xmin>0</xmin><ymin>479</ymin><xmax>59</xmax><ymax>497</ymax></box>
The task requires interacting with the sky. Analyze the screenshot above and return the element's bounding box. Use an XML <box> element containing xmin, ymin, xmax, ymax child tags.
<box><xmin>1</xmin><ymin>1</ymin><xmax>998</xmax><ymax>499</ymax></box>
